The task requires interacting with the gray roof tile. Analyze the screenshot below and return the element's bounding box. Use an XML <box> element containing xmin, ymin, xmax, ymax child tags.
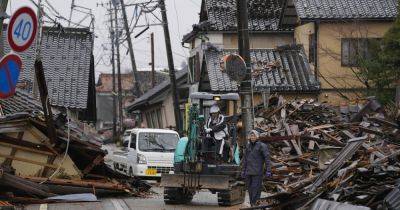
<box><xmin>294</xmin><ymin>0</ymin><xmax>398</xmax><ymax>20</ymax></box>
<box><xmin>204</xmin><ymin>0</ymin><xmax>291</xmax><ymax>31</ymax></box>
<box><xmin>204</xmin><ymin>45</ymin><xmax>320</xmax><ymax>92</ymax></box>
<box><xmin>0</xmin><ymin>89</ymin><xmax>42</xmax><ymax>114</ymax></box>
<box><xmin>3</xmin><ymin>27</ymin><xmax>93</xmax><ymax>109</ymax></box>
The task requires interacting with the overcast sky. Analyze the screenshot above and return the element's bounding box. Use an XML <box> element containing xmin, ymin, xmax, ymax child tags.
<box><xmin>8</xmin><ymin>0</ymin><xmax>201</xmax><ymax>78</ymax></box>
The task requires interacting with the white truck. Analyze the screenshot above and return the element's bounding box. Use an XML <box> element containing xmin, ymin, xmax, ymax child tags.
<box><xmin>110</xmin><ymin>128</ymin><xmax>179</xmax><ymax>179</ymax></box>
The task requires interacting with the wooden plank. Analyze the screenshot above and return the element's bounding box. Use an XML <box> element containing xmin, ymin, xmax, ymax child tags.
<box><xmin>28</xmin><ymin>126</ymin><xmax>58</xmax><ymax>155</ymax></box>
<box><xmin>2</xmin><ymin>132</ymin><xmax>24</xmax><ymax>166</ymax></box>
<box><xmin>284</xmin><ymin>123</ymin><xmax>302</xmax><ymax>155</ymax></box>
<box><xmin>0</xmin><ymin>153</ymin><xmax>59</xmax><ymax>169</ymax></box>
<box><xmin>0</xmin><ymin>134</ymin><xmax>55</xmax><ymax>155</ymax></box>
<box><xmin>0</xmin><ymin>142</ymin><xmax>54</xmax><ymax>156</ymax></box>
<box><xmin>82</xmin><ymin>155</ymin><xmax>104</xmax><ymax>174</ymax></box>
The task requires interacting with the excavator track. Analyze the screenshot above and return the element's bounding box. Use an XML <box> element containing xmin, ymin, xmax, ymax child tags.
<box><xmin>164</xmin><ymin>187</ymin><xmax>194</xmax><ymax>204</ymax></box>
<box><xmin>218</xmin><ymin>185</ymin><xmax>246</xmax><ymax>206</ymax></box>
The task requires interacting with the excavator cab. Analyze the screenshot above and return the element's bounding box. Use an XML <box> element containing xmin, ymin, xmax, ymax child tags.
<box><xmin>161</xmin><ymin>92</ymin><xmax>245</xmax><ymax>206</ymax></box>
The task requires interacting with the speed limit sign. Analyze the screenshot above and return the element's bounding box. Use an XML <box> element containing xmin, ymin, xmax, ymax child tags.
<box><xmin>7</xmin><ymin>7</ymin><xmax>38</xmax><ymax>52</ymax></box>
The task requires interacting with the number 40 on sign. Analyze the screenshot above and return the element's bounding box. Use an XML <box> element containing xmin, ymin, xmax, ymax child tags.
<box><xmin>7</xmin><ymin>7</ymin><xmax>38</xmax><ymax>53</ymax></box>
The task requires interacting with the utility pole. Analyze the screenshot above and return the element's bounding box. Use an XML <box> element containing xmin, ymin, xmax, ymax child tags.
<box><xmin>236</xmin><ymin>0</ymin><xmax>244</xmax><ymax>57</ymax></box>
<box><xmin>150</xmin><ymin>32</ymin><xmax>155</xmax><ymax>87</ymax></box>
<box><xmin>114</xmin><ymin>5</ymin><xmax>123</xmax><ymax>141</ymax></box>
<box><xmin>159</xmin><ymin>0</ymin><xmax>182</xmax><ymax>134</ymax></box>
<box><xmin>109</xmin><ymin>2</ymin><xmax>117</xmax><ymax>143</ymax></box>
<box><xmin>119</xmin><ymin>0</ymin><xmax>142</xmax><ymax>96</ymax></box>
<box><xmin>68</xmin><ymin>0</ymin><xmax>75</xmax><ymax>27</ymax></box>
<box><xmin>237</xmin><ymin>0</ymin><xmax>253</xmax><ymax>139</ymax></box>
<box><xmin>0</xmin><ymin>0</ymin><xmax>9</xmax><ymax>57</ymax></box>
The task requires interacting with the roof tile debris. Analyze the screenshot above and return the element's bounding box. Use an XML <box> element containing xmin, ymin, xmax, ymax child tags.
<box><xmin>205</xmin><ymin>45</ymin><xmax>320</xmax><ymax>92</ymax></box>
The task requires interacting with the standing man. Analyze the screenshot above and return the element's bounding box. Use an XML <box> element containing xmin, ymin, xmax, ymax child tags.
<box><xmin>241</xmin><ymin>130</ymin><xmax>271</xmax><ymax>207</ymax></box>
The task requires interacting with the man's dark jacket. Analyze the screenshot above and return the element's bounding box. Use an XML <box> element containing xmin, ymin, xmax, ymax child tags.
<box><xmin>242</xmin><ymin>141</ymin><xmax>271</xmax><ymax>176</ymax></box>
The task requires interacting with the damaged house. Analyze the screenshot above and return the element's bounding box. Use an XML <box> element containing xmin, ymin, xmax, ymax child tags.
<box><xmin>0</xmin><ymin>26</ymin><xmax>96</xmax><ymax>122</ymax></box>
<box><xmin>183</xmin><ymin>0</ymin><xmax>399</xmax><ymax>108</ymax></box>
<box><xmin>182</xmin><ymin>0</ymin><xmax>320</xmax><ymax>116</ymax></box>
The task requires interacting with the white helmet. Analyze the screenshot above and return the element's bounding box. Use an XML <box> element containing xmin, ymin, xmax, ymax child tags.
<box><xmin>210</xmin><ymin>105</ymin><xmax>220</xmax><ymax>114</ymax></box>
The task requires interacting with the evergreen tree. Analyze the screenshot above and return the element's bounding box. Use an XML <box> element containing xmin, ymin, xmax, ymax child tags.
<box><xmin>359</xmin><ymin>13</ymin><xmax>400</xmax><ymax>103</ymax></box>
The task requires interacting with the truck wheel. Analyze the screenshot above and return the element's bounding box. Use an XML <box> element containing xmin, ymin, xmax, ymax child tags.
<box><xmin>164</xmin><ymin>187</ymin><xmax>194</xmax><ymax>204</ymax></box>
<box><xmin>218</xmin><ymin>185</ymin><xmax>246</xmax><ymax>206</ymax></box>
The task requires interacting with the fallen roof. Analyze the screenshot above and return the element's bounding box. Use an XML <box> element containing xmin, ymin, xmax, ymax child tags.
<box><xmin>3</xmin><ymin>27</ymin><xmax>94</xmax><ymax>109</ymax></box>
<box><xmin>0</xmin><ymin>89</ymin><xmax>42</xmax><ymax>115</ymax></box>
<box><xmin>295</xmin><ymin>0</ymin><xmax>398</xmax><ymax>20</ymax></box>
<box><xmin>204</xmin><ymin>45</ymin><xmax>320</xmax><ymax>93</ymax></box>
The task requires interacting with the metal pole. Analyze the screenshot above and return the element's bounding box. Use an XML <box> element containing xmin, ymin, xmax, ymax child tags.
<box><xmin>68</xmin><ymin>0</ymin><xmax>75</xmax><ymax>27</ymax></box>
<box><xmin>109</xmin><ymin>2</ymin><xmax>117</xmax><ymax>143</ymax></box>
<box><xmin>120</xmin><ymin>0</ymin><xmax>142</xmax><ymax>96</ymax></box>
<box><xmin>159</xmin><ymin>0</ymin><xmax>182</xmax><ymax>134</ymax></box>
<box><xmin>33</xmin><ymin>0</ymin><xmax>57</xmax><ymax>144</ymax></box>
<box><xmin>0</xmin><ymin>0</ymin><xmax>9</xmax><ymax>57</ymax></box>
<box><xmin>150</xmin><ymin>32</ymin><xmax>155</xmax><ymax>87</ymax></box>
<box><xmin>237</xmin><ymin>0</ymin><xmax>253</xmax><ymax>139</ymax></box>
<box><xmin>236</xmin><ymin>0</ymin><xmax>244</xmax><ymax>57</ymax></box>
<box><xmin>114</xmin><ymin>5</ymin><xmax>123</xmax><ymax>141</ymax></box>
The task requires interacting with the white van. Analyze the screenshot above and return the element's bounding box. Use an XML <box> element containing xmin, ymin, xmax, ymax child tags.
<box><xmin>111</xmin><ymin>128</ymin><xmax>179</xmax><ymax>178</ymax></box>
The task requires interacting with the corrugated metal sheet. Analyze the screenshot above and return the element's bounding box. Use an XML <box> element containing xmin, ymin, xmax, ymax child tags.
<box><xmin>3</xmin><ymin>27</ymin><xmax>93</xmax><ymax>109</ymax></box>
<box><xmin>295</xmin><ymin>0</ymin><xmax>398</xmax><ymax>20</ymax></box>
<box><xmin>307</xmin><ymin>136</ymin><xmax>367</xmax><ymax>193</ymax></box>
<box><xmin>311</xmin><ymin>199</ymin><xmax>371</xmax><ymax>210</ymax></box>
<box><xmin>204</xmin><ymin>46</ymin><xmax>320</xmax><ymax>93</ymax></box>
<box><xmin>384</xmin><ymin>184</ymin><xmax>400</xmax><ymax>210</ymax></box>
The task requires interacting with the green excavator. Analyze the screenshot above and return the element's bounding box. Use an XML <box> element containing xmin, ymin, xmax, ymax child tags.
<box><xmin>160</xmin><ymin>92</ymin><xmax>245</xmax><ymax>206</ymax></box>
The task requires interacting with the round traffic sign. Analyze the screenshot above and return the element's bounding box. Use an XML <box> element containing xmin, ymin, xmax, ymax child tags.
<box><xmin>0</xmin><ymin>54</ymin><xmax>23</xmax><ymax>99</ymax></box>
<box><xmin>7</xmin><ymin>7</ymin><xmax>38</xmax><ymax>52</ymax></box>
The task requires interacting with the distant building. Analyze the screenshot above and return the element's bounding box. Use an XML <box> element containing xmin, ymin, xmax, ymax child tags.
<box><xmin>126</xmin><ymin>69</ymin><xmax>188</xmax><ymax>130</ymax></box>
<box><xmin>95</xmin><ymin>71</ymin><xmax>168</xmax><ymax>129</ymax></box>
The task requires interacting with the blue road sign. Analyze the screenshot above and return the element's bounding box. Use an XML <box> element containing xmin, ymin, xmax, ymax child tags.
<box><xmin>0</xmin><ymin>54</ymin><xmax>23</xmax><ymax>99</ymax></box>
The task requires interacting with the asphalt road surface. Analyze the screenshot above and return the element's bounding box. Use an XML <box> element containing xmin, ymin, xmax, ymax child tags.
<box><xmin>22</xmin><ymin>183</ymin><xmax>261</xmax><ymax>210</ymax></box>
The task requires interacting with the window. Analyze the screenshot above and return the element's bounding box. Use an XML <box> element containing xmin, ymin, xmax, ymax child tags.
<box><xmin>309</xmin><ymin>33</ymin><xmax>316</xmax><ymax>64</ymax></box>
<box><xmin>130</xmin><ymin>133</ymin><xmax>137</xmax><ymax>149</ymax></box>
<box><xmin>341</xmin><ymin>38</ymin><xmax>381</xmax><ymax>67</ymax></box>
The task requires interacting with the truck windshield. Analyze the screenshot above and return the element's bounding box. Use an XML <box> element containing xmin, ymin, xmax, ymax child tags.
<box><xmin>138</xmin><ymin>133</ymin><xmax>179</xmax><ymax>152</ymax></box>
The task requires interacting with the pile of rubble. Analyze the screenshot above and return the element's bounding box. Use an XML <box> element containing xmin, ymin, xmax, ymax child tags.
<box><xmin>253</xmin><ymin>96</ymin><xmax>400</xmax><ymax>210</ymax></box>
<box><xmin>0</xmin><ymin>112</ymin><xmax>150</xmax><ymax>204</ymax></box>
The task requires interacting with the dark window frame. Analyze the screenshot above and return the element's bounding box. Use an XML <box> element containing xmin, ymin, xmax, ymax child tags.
<box><xmin>341</xmin><ymin>38</ymin><xmax>381</xmax><ymax>67</ymax></box>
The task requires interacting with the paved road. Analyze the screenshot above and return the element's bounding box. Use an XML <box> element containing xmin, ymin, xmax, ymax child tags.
<box><xmin>22</xmin><ymin>185</ymin><xmax>260</xmax><ymax>210</ymax></box>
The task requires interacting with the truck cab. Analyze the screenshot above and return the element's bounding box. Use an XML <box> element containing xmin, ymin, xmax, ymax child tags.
<box><xmin>112</xmin><ymin>128</ymin><xmax>180</xmax><ymax>178</ymax></box>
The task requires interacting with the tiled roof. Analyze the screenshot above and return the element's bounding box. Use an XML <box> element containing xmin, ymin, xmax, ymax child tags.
<box><xmin>294</xmin><ymin>0</ymin><xmax>398</xmax><ymax>20</ymax></box>
<box><xmin>0</xmin><ymin>89</ymin><xmax>42</xmax><ymax>115</ymax></box>
<box><xmin>96</xmin><ymin>71</ymin><xmax>168</xmax><ymax>94</ymax></box>
<box><xmin>3</xmin><ymin>27</ymin><xmax>94</xmax><ymax>109</ymax></box>
<box><xmin>127</xmin><ymin>69</ymin><xmax>188</xmax><ymax>111</ymax></box>
<box><xmin>203</xmin><ymin>0</ymin><xmax>290</xmax><ymax>31</ymax></box>
<box><xmin>204</xmin><ymin>45</ymin><xmax>320</xmax><ymax>92</ymax></box>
